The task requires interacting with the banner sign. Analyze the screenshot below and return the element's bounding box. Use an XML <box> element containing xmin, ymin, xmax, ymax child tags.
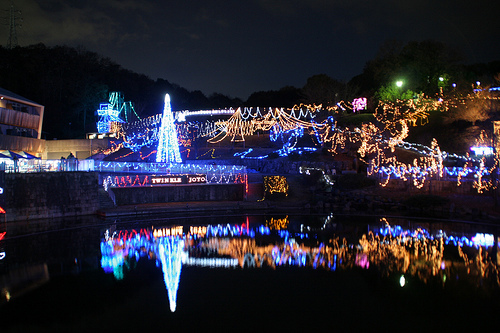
<box><xmin>151</xmin><ymin>174</ymin><xmax>207</xmax><ymax>185</ymax></box>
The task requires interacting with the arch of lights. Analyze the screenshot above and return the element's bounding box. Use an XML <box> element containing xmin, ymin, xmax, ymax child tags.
<box><xmin>100</xmin><ymin>217</ymin><xmax>499</xmax><ymax>312</ymax></box>
<box><xmin>206</xmin><ymin>106</ymin><xmax>324</xmax><ymax>144</ymax></box>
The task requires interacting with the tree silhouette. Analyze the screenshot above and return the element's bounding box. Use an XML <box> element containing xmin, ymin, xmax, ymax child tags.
<box><xmin>302</xmin><ymin>74</ymin><xmax>344</xmax><ymax>107</ymax></box>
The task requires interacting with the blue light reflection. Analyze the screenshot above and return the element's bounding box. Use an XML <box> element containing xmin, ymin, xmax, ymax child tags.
<box><xmin>100</xmin><ymin>218</ymin><xmax>499</xmax><ymax>313</ymax></box>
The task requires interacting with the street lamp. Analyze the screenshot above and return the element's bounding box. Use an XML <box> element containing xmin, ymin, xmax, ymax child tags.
<box><xmin>396</xmin><ymin>80</ymin><xmax>403</xmax><ymax>88</ymax></box>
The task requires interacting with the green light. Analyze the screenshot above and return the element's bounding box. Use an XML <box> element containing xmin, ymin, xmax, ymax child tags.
<box><xmin>396</xmin><ymin>81</ymin><xmax>403</xmax><ymax>88</ymax></box>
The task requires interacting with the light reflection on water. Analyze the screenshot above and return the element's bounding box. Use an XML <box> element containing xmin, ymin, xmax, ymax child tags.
<box><xmin>1</xmin><ymin>213</ymin><xmax>500</xmax><ymax>331</ymax></box>
<box><xmin>99</xmin><ymin>215</ymin><xmax>500</xmax><ymax>312</ymax></box>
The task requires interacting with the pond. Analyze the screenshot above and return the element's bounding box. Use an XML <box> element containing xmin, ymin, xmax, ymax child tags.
<box><xmin>1</xmin><ymin>213</ymin><xmax>499</xmax><ymax>332</ymax></box>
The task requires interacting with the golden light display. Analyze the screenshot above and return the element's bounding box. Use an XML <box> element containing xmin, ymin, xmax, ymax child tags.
<box><xmin>95</xmin><ymin>85</ymin><xmax>500</xmax><ymax>194</ymax></box>
<box><xmin>262</xmin><ymin>176</ymin><xmax>289</xmax><ymax>199</ymax></box>
<box><xmin>206</xmin><ymin>106</ymin><xmax>326</xmax><ymax>143</ymax></box>
<box><xmin>102</xmin><ymin>218</ymin><xmax>500</xmax><ymax>293</ymax></box>
<box><xmin>153</xmin><ymin>226</ymin><xmax>183</xmax><ymax>238</ymax></box>
<box><xmin>318</xmin><ymin>91</ymin><xmax>500</xmax><ymax>193</ymax></box>
<box><xmin>266</xmin><ymin>216</ymin><xmax>290</xmax><ymax>230</ymax></box>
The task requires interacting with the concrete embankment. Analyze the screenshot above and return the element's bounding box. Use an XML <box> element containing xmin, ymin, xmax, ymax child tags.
<box><xmin>2</xmin><ymin>172</ymin><xmax>252</xmax><ymax>222</ymax></box>
<box><xmin>95</xmin><ymin>200</ymin><xmax>306</xmax><ymax>218</ymax></box>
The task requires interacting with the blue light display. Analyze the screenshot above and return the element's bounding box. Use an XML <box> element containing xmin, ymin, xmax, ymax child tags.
<box><xmin>96</xmin><ymin>92</ymin><xmax>134</xmax><ymax>133</ymax></box>
<box><xmin>156</xmin><ymin>94</ymin><xmax>182</xmax><ymax>163</ymax></box>
<box><xmin>371</xmin><ymin>224</ymin><xmax>494</xmax><ymax>249</ymax></box>
<box><xmin>96</xmin><ymin>103</ymin><xmax>124</xmax><ymax>133</ymax></box>
<box><xmin>100</xmin><ymin>218</ymin><xmax>499</xmax><ymax>312</ymax></box>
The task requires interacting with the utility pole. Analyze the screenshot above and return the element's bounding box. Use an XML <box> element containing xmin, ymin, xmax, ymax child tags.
<box><xmin>6</xmin><ymin>2</ymin><xmax>22</xmax><ymax>49</ymax></box>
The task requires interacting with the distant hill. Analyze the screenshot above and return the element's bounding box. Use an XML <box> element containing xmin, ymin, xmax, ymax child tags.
<box><xmin>1</xmin><ymin>42</ymin><xmax>497</xmax><ymax>142</ymax></box>
<box><xmin>0</xmin><ymin>44</ymin><xmax>242</xmax><ymax>139</ymax></box>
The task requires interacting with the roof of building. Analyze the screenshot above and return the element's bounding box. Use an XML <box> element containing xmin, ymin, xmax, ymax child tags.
<box><xmin>0</xmin><ymin>87</ymin><xmax>42</xmax><ymax>106</ymax></box>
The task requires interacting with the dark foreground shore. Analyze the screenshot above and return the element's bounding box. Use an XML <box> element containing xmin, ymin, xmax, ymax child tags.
<box><xmin>96</xmin><ymin>190</ymin><xmax>500</xmax><ymax>226</ymax></box>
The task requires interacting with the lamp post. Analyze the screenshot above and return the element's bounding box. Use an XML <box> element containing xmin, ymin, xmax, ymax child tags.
<box><xmin>438</xmin><ymin>77</ymin><xmax>445</xmax><ymax>95</ymax></box>
<box><xmin>394</xmin><ymin>80</ymin><xmax>404</xmax><ymax>101</ymax></box>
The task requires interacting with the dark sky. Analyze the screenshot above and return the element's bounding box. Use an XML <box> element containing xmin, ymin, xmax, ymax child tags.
<box><xmin>2</xmin><ymin>0</ymin><xmax>499</xmax><ymax>99</ymax></box>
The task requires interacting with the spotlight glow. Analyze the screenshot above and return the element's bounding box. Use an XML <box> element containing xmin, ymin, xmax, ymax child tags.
<box><xmin>399</xmin><ymin>275</ymin><xmax>406</xmax><ymax>287</ymax></box>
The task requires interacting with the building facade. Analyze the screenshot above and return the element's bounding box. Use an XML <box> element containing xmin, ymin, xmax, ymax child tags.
<box><xmin>0</xmin><ymin>87</ymin><xmax>45</xmax><ymax>155</ymax></box>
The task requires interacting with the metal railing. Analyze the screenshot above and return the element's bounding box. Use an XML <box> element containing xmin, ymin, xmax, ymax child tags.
<box><xmin>1</xmin><ymin>159</ymin><xmax>247</xmax><ymax>185</ymax></box>
<box><xmin>0</xmin><ymin>158</ymin><xmax>95</xmax><ymax>173</ymax></box>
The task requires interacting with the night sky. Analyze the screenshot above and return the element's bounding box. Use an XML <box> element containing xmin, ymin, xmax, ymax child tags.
<box><xmin>2</xmin><ymin>0</ymin><xmax>499</xmax><ymax>99</ymax></box>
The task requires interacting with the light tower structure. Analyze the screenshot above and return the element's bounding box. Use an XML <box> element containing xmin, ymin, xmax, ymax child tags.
<box><xmin>96</xmin><ymin>92</ymin><xmax>138</xmax><ymax>134</ymax></box>
<box><xmin>156</xmin><ymin>93</ymin><xmax>182</xmax><ymax>163</ymax></box>
<box><xmin>6</xmin><ymin>2</ymin><xmax>22</xmax><ymax>49</ymax></box>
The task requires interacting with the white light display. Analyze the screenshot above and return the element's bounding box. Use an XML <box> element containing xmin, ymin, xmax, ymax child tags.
<box><xmin>158</xmin><ymin>236</ymin><xmax>184</xmax><ymax>312</ymax></box>
<box><xmin>470</xmin><ymin>146</ymin><xmax>494</xmax><ymax>156</ymax></box>
<box><xmin>183</xmin><ymin>257</ymin><xmax>239</xmax><ymax>267</ymax></box>
<box><xmin>99</xmin><ymin>216</ymin><xmax>500</xmax><ymax>315</ymax></box>
<box><xmin>156</xmin><ymin>94</ymin><xmax>182</xmax><ymax>163</ymax></box>
<box><xmin>175</xmin><ymin>108</ymin><xmax>236</xmax><ymax>122</ymax></box>
<box><xmin>399</xmin><ymin>275</ymin><xmax>406</xmax><ymax>287</ymax></box>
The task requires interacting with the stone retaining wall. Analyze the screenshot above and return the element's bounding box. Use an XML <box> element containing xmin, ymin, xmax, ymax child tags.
<box><xmin>2</xmin><ymin>172</ymin><xmax>99</xmax><ymax>221</ymax></box>
<box><xmin>379</xmin><ymin>178</ymin><xmax>478</xmax><ymax>194</ymax></box>
<box><xmin>110</xmin><ymin>183</ymin><xmax>245</xmax><ymax>205</ymax></box>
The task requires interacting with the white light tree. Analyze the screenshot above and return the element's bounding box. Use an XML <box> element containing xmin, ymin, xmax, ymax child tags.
<box><xmin>156</xmin><ymin>94</ymin><xmax>182</xmax><ymax>163</ymax></box>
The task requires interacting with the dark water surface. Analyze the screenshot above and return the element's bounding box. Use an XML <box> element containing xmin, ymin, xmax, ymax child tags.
<box><xmin>1</xmin><ymin>213</ymin><xmax>499</xmax><ymax>332</ymax></box>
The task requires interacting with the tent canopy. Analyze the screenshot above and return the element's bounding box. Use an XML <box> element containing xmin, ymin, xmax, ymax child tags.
<box><xmin>0</xmin><ymin>150</ymin><xmax>38</xmax><ymax>159</ymax></box>
<box><xmin>21</xmin><ymin>151</ymin><xmax>39</xmax><ymax>159</ymax></box>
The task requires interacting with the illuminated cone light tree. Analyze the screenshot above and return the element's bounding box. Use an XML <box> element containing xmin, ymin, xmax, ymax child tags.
<box><xmin>156</xmin><ymin>93</ymin><xmax>182</xmax><ymax>163</ymax></box>
<box><xmin>158</xmin><ymin>236</ymin><xmax>184</xmax><ymax>312</ymax></box>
